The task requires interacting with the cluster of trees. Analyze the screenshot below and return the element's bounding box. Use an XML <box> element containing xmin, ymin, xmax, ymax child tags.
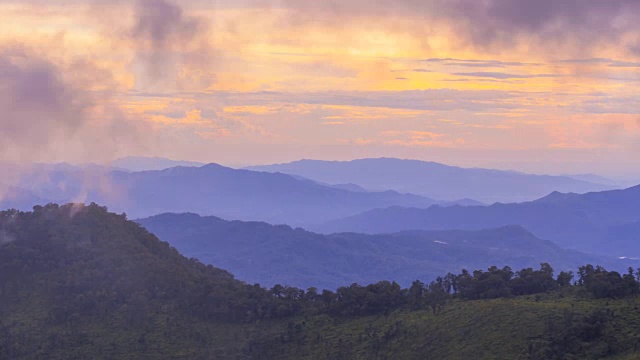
<box><xmin>456</xmin><ymin>263</ymin><xmax>560</xmax><ymax>299</ymax></box>
<box><xmin>261</xmin><ymin>262</ymin><xmax>640</xmax><ymax>318</ymax></box>
<box><xmin>577</xmin><ymin>264</ymin><xmax>639</xmax><ymax>298</ymax></box>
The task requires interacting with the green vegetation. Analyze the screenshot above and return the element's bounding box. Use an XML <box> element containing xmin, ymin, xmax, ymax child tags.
<box><xmin>252</xmin><ymin>292</ymin><xmax>640</xmax><ymax>360</ymax></box>
<box><xmin>0</xmin><ymin>204</ymin><xmax>291</xmax><ymax>359</ymax></box>
<box><xmin>2</xmin><ymin>204</ymin><xmax>640</xmax><ymax>359</ymax></box>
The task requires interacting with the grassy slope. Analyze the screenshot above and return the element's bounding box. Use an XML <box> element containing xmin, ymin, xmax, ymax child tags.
<box><xmin>3</xmin><ymin>287</ymin><xmax>292</xmax><ymax>360</ymax></box>
<box><xmin>253</xmin><ymin>290</ymin><xmax>640</xmax><ymax>360</ymax></box>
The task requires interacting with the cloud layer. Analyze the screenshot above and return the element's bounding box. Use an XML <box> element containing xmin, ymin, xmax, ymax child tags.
<box><xmin>0</xmin><ymin>0</ymin><xmax>637</xmax><ymax>177</ymax></box>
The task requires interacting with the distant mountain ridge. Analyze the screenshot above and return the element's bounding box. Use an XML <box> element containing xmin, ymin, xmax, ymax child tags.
<box><xmin>316</xmin><ymin>184</ymin><xmax>640</xmax><ymax>257</ymax></box>
<box><xmin>111</xmin><ymin>156</ymin><xmax>205</xmax><ymax>171</ymax></box>
<box><xmin>0</xmin><ymin>163</ymin><xmax>455</xmax><ymax>226</ymax></box>
<box><xmin>246</xmin><ymin>158</ymin><xmax>614</xmax><ymax>203</ymax></box>
<box><xmin>136</xmin><ymin>212</ymin><xmax>631</xmax><ymax>290</ymax></box>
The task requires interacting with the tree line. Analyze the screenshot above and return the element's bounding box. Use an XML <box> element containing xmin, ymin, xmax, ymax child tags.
<box><xmin>262</xmin><ymin>262</ymin><xmax>640</xmax><ymax>318</ymax></box>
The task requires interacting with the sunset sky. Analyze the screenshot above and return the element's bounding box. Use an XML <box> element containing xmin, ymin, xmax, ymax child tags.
<box><xmin>1</xmin><ymin>0</ymin><xmax>639</xmax><ymax>177</ymax></box>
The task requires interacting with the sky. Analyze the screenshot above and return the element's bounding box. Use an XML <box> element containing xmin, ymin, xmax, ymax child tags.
<box><xmin>1</xmin><ymin>0</ymin><xmax>640</xmax><ymax>178</ymax></box>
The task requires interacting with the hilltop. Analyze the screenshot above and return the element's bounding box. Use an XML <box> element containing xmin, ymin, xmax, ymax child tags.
<box><xmin>0</xmin><ymin>204</ymin><xmax>285</xmax><ymax>359</ymax></box>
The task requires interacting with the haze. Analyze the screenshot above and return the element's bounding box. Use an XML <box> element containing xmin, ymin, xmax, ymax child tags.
<box><xmin>1</xmin><ymin>0</ymin><xmax>639</xmax><ymax>178</ymax></box>
<box><xmin>4</xmin><ymin>2</ymin><xmax>640</xmax><ymax>359</ymax></box>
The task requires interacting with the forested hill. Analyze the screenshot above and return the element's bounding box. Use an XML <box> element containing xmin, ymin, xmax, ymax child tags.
<box><xmin>4</xmin><ymin>204</ymin><xmax>640</xmax><ymax>359</ymax></box>
<box><xmin>137</xmin><ymin>212</ymin><xmax>626</xmax><ymax>290</ymax></box>
<box><xmin>0</xmin><ymin>203</ymin><xmax>293</xmax><ymax>359</ymax></box>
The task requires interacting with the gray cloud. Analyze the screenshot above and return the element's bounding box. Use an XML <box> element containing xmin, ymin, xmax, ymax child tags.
<box><xmin>6</xmin><ymin>1</ymin><xmax>640</xmax><ymax>59</ymax></box>
<box><xmin>443</xmin><ymin>78</ymin><xmax>512</xmax><ymax>83</ymax></box>
<box><xmin>129</xmin><ymin>0</ymin><xmax>216</xmax><ymax>88</ymax></box>
<box><xmin>133</xmin><ymin>88</ymin><xmax>513</xmax><ymax>110</ymax></box>
<box><xmin>554</xmin><ymin>58</ymin><xmax>613</xmax><ymax>64</ymax></box>
<box><xmin>578</xmin><ymin>95</ymin><xmax>640</xmax><ymax>115</ymax></box>
<box><xmin>0</xmin><ymin>46</ymin><xmax>144</xmax><ymax>164</ymax></box>
<box><xmin>452</xmin><ymin>72</ymin><xmax>561</xmax><ymax>79</ymax></box>
<box><xmin>444</xmin><ymin>0</ymin><xmax>640</xmax><ymax>52</ymax></box>
<box><xmin>0</xmin><ymin>49</ymin><xmax>89</xmax><ymax>155</ymax></box>
<box><xmin>608</xmin><ymin>61</ymin><xmax>640</xmax><ymax>68</ymax></box>
<box><xmin>279</xmin><ymin>0</ymin><xmax>640</xmax><ymax>57</ymax></box>
<box><xmin>423</xmin><ymin>58</ymin><xmax>537</xmax><ymax>67</ymax></box>
<box><xmin>554</xmin><ymin>58</ymin><xmax>640</xmax><ymax>67</ymax></box>
<box><xmin>214</xmin><ymin>89</ymin><xmax>521</xmax><ymax>112</ymax></box>
<box><xmin>0</xmin><ymin>45</ymin><xmax>149</xmax><ymax>204</ymax></box>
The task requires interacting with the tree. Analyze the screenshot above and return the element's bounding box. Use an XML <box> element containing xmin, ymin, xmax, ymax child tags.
<box><xmin>425</xmin><ymin>280</ymin><xmax>448</xmax><ymax>314</ymax></box>
<box><xmin>557</xmin><ymin>271</ymin><xmax>574</xmax><ymax>287</ymax></box>
<box><xmin>305</xmin><ymin>287</ymin><xmax>318</xmax><ymax>301</ymax></box>
<box><xmin>407</xmin><ymin>280</ymin><xmax>425</xmax><ymax>309</ymax></box>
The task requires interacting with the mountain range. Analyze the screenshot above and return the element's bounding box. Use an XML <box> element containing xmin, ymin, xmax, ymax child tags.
<box><xmin>111</xmin><ymin>156</ymin><xmax>206</xmax><ymax>172</ymax></box>
<box><xmin>316</xmin><ymin>185</ymin><xmax>640</xmax><ymax>257</ymax></box>
<box><xmin>2</xmin><ymin>158</ymin><xmax>637</xmax><ymax>258</ymax></box>
<box><xmin>247</xmin><ymin>158</ymin><xmax>615</xmax><ymax>203</ymax></box>
<box><xmin>0</xmin><ymin>163</ymin><xmax>454</xmax><ymax>226</ymax></box>
<box><xmin>136</xmin><ymin>212</ymin><xmax>633</xmax><ymax>290</ymax></box>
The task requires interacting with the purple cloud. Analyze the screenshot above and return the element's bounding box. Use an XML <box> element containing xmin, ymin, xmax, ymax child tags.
<box><xmin>129</xmin><ymin>0</ymin><xmax>215</xmax><ymax>87</ymax></box>
<box><xmin>0</xmin><ymin>46</ymin><xmax>143</xmax><ymax>163</ymax></box>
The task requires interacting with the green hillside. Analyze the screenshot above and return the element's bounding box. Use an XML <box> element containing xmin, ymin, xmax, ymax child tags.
<box><xmin>0</xmin><ymin>203</ymin><xmax>286</xmax><ymax>359</ymax></box>
<box><xmin>252</xmin><ymin>291</ymin><xmax>640</xmax><ymax>360</ymax></box>
<box><xmin>2</xmin><ymin>204</ymin><xmax>640</xmax><ymax>359</ymax></box>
